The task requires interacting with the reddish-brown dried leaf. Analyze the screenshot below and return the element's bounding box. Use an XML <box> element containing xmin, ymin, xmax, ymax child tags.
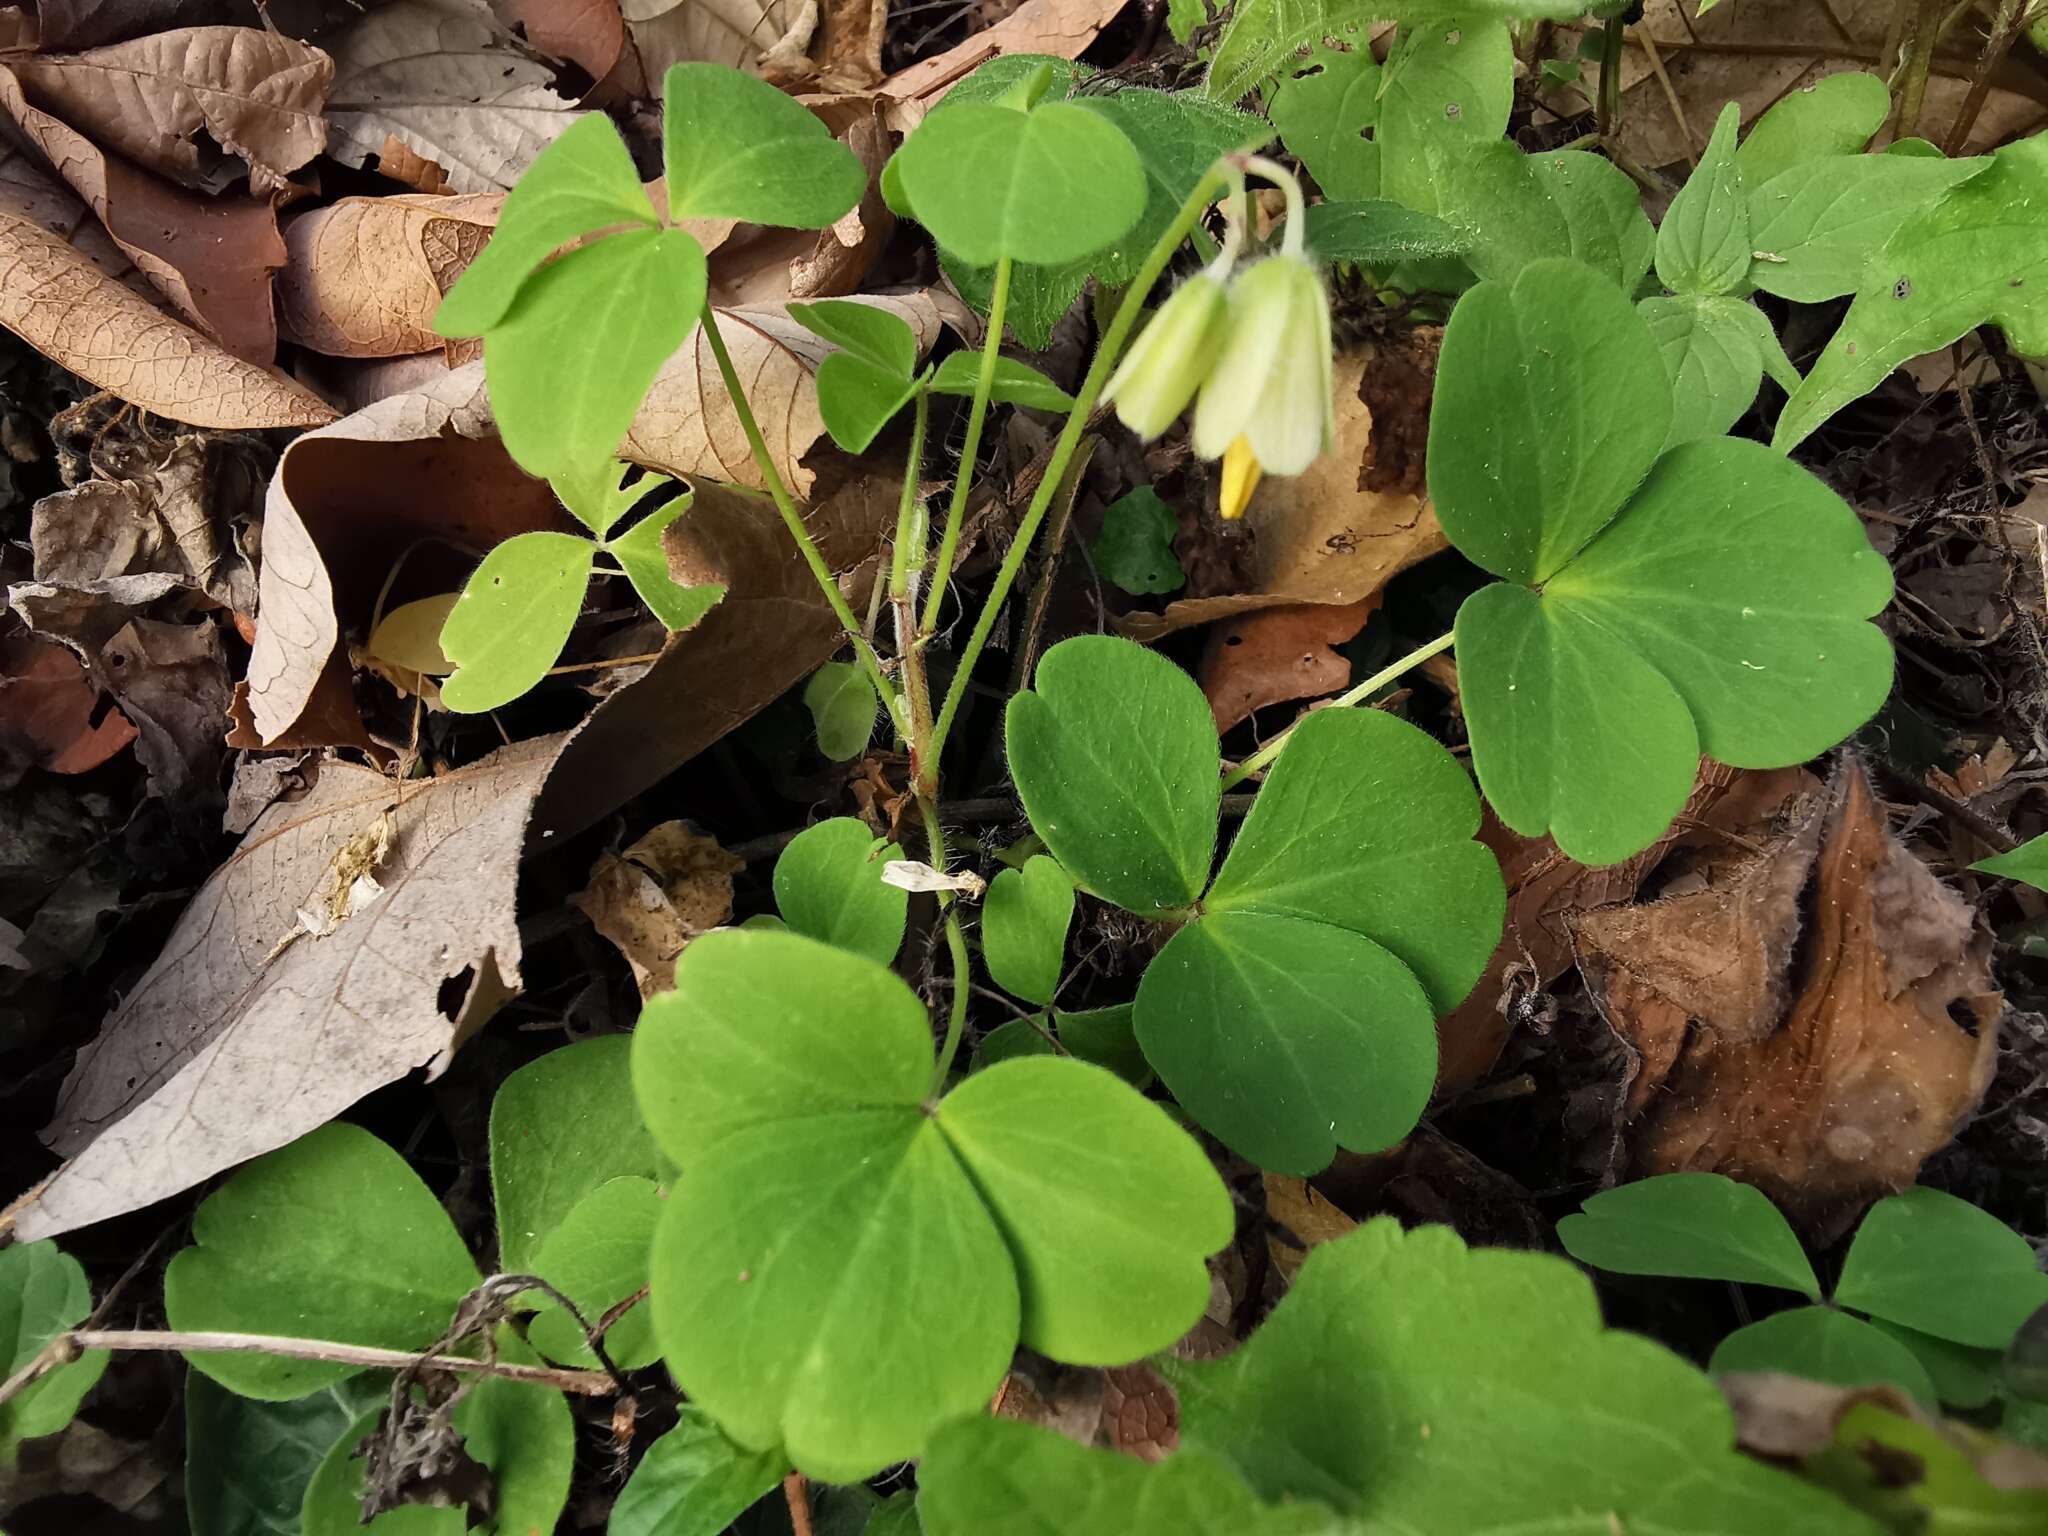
<box><xmin>1198</xmin><ymin>595</ymin><xmax>1376</xmax><ymax>734</ymax></box>
<box><xmin>0</xmin><ymin>634</ymin><xmax>136</xmax><ymax>773</ymax></box>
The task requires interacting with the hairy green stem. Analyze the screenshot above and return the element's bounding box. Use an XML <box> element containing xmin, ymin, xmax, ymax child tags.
<box><xmin>889</xmin><ymin>391</ymin><xmax>933</xmax><ymax>601</ymax></box>
<box><xmin>922</xmin><ymin>257</ymin><xmax>1014</xmax><ymax>634</ymax></box>
<box><xmin>1596</xmin><ymin>21</ymin><xmax>1624</xmax><ymax>140</ymax></box>
<box><xmin>1897</xmin><ymin>0</ymin><xmax>1946</xmax><ymax>136</ymax></box>
<box><xmin>918</xmin><ymin>795</ymin><xmax>972</xmax><ymax>1095</ymax></box>
<box><xmin>699</xmin><ymin>302</ymin><xmax>893</xmax><ymax>706</ymax></box>
<box><xmin>1218</xmin><ymin>630</ymin><xmax>1456</xmax><ymax>791</ymax></box>
<box><xmin>927</xmin><ymin>167</ymin><xmax>1230</xmax><ymax>771</ymax></box>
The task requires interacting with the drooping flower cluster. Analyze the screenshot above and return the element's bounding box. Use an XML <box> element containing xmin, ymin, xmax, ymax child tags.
<box><xmin>1102</xmin><ymin>159</ymin><xmax>1334</xmax><ymax>520</ymax></box>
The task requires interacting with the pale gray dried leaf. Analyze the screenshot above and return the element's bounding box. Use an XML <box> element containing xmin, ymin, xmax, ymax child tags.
<box><xmin>6</xmin><ymin>737</ymin><xmax>560</xmax><ymax>1241</ymax></box>
<box><xmin>10</xmin><ymin>25</ymin><xmax>330</xmax><ymax>195</ymax></box>
<box><xmin>624</xmin><ymin>0</ymin><xmax>792</xmax><ymax>76</ymax></box>
<box><xmin>99</xmin><ymin>616</ymin><xmax>231</xmax><ymax>813</ymax></box>
<box><xmin>324</xmin><ymin>0</ymin><xmax>585</xmax><ymax>194</ymax></box>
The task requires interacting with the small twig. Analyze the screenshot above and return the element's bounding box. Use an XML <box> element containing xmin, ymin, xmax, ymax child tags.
<box><xmin>0</xmin><ymin>1328</ymin><xmax>614</xmax><ymax>1409</ymax></box>
<box><xmin>1876</xmin><ymin>762</ymin><xmax>2018</xmax><ymax>853</ymax></box>
<box><xmin>544</xmin><ymin>650</ymin><xmax>668</xmax><ymax>677</ymax></box>
<box><xmin>1632</xmin><ymin>25</ymin><xmax>1699</xmax><ymax>163</ymax></box>
<box><xmin>1943</xmin><ymin>0</ymin><xmax>2027</xmax><ymax>153</ymax></box>
<box><xmin>783</xmin><ymin>1472</ymin><xmax>815</xmax><ymax>1536</ymax></box>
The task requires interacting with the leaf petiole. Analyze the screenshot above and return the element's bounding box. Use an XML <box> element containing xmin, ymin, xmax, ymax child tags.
<box><xmin>921</xmin><ymin>256</ymin><xmax>1014</xmax><ymax>634</ymax></box>
<box><xmin>1219</xmin><ymin>629</ymin><xmax>1456</xmax><ymax>791</ymax></box>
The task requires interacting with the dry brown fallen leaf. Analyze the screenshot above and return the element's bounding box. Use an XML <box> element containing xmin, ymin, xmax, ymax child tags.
<box><xmin>0</xmin><ymin>633</ymin><xmax>136</xmax><ymax>774</ymax></box>
<box><xmin>1262</xmin><ymin>1170</ymin><xmax>1358</xmax><ymax>1287</ymax></box>
<box><xmin>1100</xmin><ymin>1366</ymin><xmax>1179</xmax><ymax>1461</ymax></box>
<box><xmin>324</xmin><ymin>0</ymin><xmax>584</xmax><ymax>194</ymax></box>
<box><xmin>491</xmin><ymin>0</ymin><xmax>644</xmax><ymax>95</ymax></box>
<box><xmin>0</xmin><ymin>66</ymin><xmax>290</xmax><ymax>361</ymax></box>
<box><xmin>1577</xmin><ymin>756</ymin><xmax>2001</xmax><ymax>1233</ymax></box>
<box><xmin>1198</xmin><ymin>595</ymin><xmax>1377</xmax><ymax>735</ymax></box>
<box><xmin>4</xmin><ymin>736</ymin><xmax>561</xmax><ymax>1242</ymax></box>
<box><xmin>626</xmin><ymin>0</ymin><xmax>794</xmax><ymax>78</ymax></box>
<box><xmin>1118</xmin><ymin>350</ymin><xmax>1445</xmax><ymax>642</ymax></box>
<box><xmin>0</xmin><ymin>211</ymin><xmax>336</xmax><ymax>428</ymax></box>
<box><xmin>879</xmin><ymin>0</ymin><xmax>1130</xmax><ymax>104</ymax></box>
<box><xmin>9</xmin><ymin>25</ymin><xmax>331</xmax><ymax>195</ymax></box>
<box><xmin>1550</xmin><ymin>0</ymin><xmax>2048</xmax><ymax>170</ymax></box>
<box><xmin>278</xmin><ymin>193</ymin><xmax>499</xmax><ymax>358</ymax></box>
<box><xmin>574</xmin><ymin>821</ymin><xmax>743</xmax><ymax>997</ymax></box>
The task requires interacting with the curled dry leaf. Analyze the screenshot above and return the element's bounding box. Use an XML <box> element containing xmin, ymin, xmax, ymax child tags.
<box><xmin>1198</xmin><ymin>594</ymin><xmax>1376</xmax><ymax>734</ymax></box>
<box><xmin>5</xmin><ymin>738</ymin><xmax>562</xmax><ymax>1242</ymax></box>
<box><xmin>0</xmin><ymin>67</ymin><xmax>289</xmax><ymax>360</ymax></box>
<box><xmin>0</xmin><ymin>211</ymin><xmax>335</xmax><ymax>427</ymax></box>
<box><xmin>1118</xmin><ymin>352</ymin><xmax>1445</xmax><ymax>643</ymax></box>
<box><xmin>278</xmin><ymin>193</ymin><xmax>500</xmax><ymax>358</ymax></box>
<box><xmin>879</xmin><ymin>0</ymin><xmax>1131</xmax><ymax>103</ymax></box>
<box><xmin>0</xmin><ymin>633</ymin><xmax>136</xmax><ymax>774</ymax></box>
<box><xmin>325</xmin><ymin>0</ymin><xmax>584</xmax><ymax>194</ymax></box>
<box><xmin>97</xmin><ymin>616</ymin><xmax>233</xmax><ymax>816</ymax></box>
<box><xmin>624</xmin><ymin>0</ymin><xmax>792</xmax><ymax>77</ymax></box>
<box><xmin>1577</xmin><ymin>757</ymin><xmax>2001</xmax><ymax>1232</ymax></box>
<box><xmin>9</xmin><ymin>26</ymin><xmax>331</xmax><ymax>195</ymax></box>
<box><xmin>574</xmin><ymin>821</ymin><xmax>743</xmax><ymax>997</ymax></box>
<box><xmin>490</xmin><ymin>0</ymin><xmax>641</xmax><ymax>93</ymax></box>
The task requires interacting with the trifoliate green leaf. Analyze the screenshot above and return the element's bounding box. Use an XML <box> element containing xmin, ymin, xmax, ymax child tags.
<box><xmin>435</xmin><ymin>114</ymin><xmax>658</xmax><ymax>337</ymax></box>
<box><xmin>893</xmin><ymin>100</ymin><xmax>1145</xmax><ymax>267</ymax></box>
<box><xmin>1972</xmin><ymin>830</ymin><xmax>2048</xmax><ymax>892</ymax></box>
<box><xmin>1270</xmin><ymin>43</ymin><xmax>1381</xmax><ymax>200</ymax></box>
<box><xmin>185</xmin><ymin>1372</ymin><xmax>380</xmax><ymax>1536</ymax></box>
<box><xmin>1834</xmin><ymin>1187</ymin><xmax>2048</xmax><ymax>1349</ymax></box>
<box><xmin>604</xmin><ymin>494</ymin><xmax>724</xmax><ymax>632</ymax></box>
<box><xmin>608</xmin><ymin>1409</ymin><xmax>790</xmax><ymax>1536</ymax></box>
<box><xmin>0</xmin><ymin>1240</ymin><xmax>106</xmax><ymax>1455</ymax></box>
<box><xmin>1006</xmin><ymin>636</ymin><xmax>1218</xmax><ymax>915</ymax></box>
<box><xmin>981</xmin><ymin>855</ymin><xmax>1074</xmax><ymax>1006</ymax></box>
<box><xmin>525</xmin><ymin>1176</ymin><xmax>661</xmax><ymax>1368</ymax></box>
<box><xmin>1775</xmin><ymin>136</ymin><xmax>2040</xmax><ymax>450</ymax></box>
<box><xmin>1090</xmin><ymin>486</ymin><xmax>1184</xmax><ymax>595</ymax></box>
<box><xmin>489</xmin><ymin>1035</ymin><xmax>662</xmax><ymax>1272</ymax></box>
<box><xmin>772</xmin><ymin>816</ymin><xmax>907</xmax><ymax>964</ymax></box>
<box><xmin>1167</xmin><ymin>1219</ymin><xmax>1876</xmax><ymax>1533</ymax></box>
<box><xmin>1657</xmin><ymin>103</ymin><xmax>1751</xmax><ymax>296</ymax></box>
<box><xmin>1641</xmin><ymin>293</ymin><xmax>1768</xmax><ymax>444</ymax></box>
<box><xmin>1735</xmin><ymin>71</ymin><xmax>1890</xmax><ymax>185</ymax></box>
<box><xmin>165</xmin><ymin>1124</ymin><xmax>479</xmax><ymax>1400</ymax></box>
<box><xmin>803</xmin><ymin>660</ymin><xmax>879</xmax><ymax>761</ymax></box>
<box><xmin>483</xmin><ymin>226</ymin><xmax>706</xmax><ymax>492</ymax></box>
<box><xmin>1558</xmin><ymin>1172</ymin><xmax>1821</xmax><ymax>1297</ymax></box>
<box><xmin>661</xmin><ymin>63</ymin><xmax>864</xmax><ymax>229</ymax></box>
<box><xmin>1711</xmin><ymin>1307</ymin><xmax>1938</xmax><ymax>1404</ymax></box>
<box><xmin>438</xmin><ymin>531</ymin><xmax>594</xmax><ymax>713</ymax></box>
<box><xmin>555</xmin><ymin>459</ymin><xmax>670</xmax><ymax>539</ymax></box>
<box><xmin>787</xmin><ymin>299</ymin><xmax>919</xmax><ymax>375</ymax></box>
<box><xmin>632</xmin><ymin>929</ymin><xmax>1230</xmax><ymax>1479</ymax></box>
<box><xmin>1746</xmin><ymin>153</ymin><xmax>1983</xmax><ymax>303</ymax></box>
<box><xmin>789</xmin><ymin>298</ymin><xmax>921</xmax><ymax>452</ymax></box>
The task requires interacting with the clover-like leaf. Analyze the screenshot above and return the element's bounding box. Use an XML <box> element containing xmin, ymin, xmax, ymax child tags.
<box><xmin>789</xmin><ymin>299</ymin><xmax>921</xmax><ymax>452</ymax></box>
<box><xmin>490</xmin><ymin>1035</ymin><xmax>662</xmax><ymax>1273</ymax></box>
<box><xmin>1657</xmin><ymin>103</ymin><xmax>1750</xmax><ymax>297</ymax></box>
<box><xmin>1007</xmin><ymin>636</ymin><xmax>1218</xmax><ymax>914</ymax></box>
<box><xmin>1710</xmin><ymin>1307</ymin><xmax>1937</xmax><ymax>1405</ymax></box>
<box><xmin>661</xmin><ymin>63</ymin><xmax>864</xmax><ymax>229</ymax></box>
<box><xmin>1746</xmin><ymin>153</ymin><xmax>1982</xmax><ymax>304</ymax></box>
<box><xmin>1090</xmin><ymin>486</ymin><xmax>1184</xmax><ymax>596</ymax></box>
<box><xmin>439</xmin><ymin>531</ymin><xmax>595</xmax><ymax>714</ymax></box>
<box><xmin>1972</xmin><ymin>830</ymin><xmax>2048</xmax><ymax>893</ymax></box>
<box><xmin>772</xmin><ymin>816</ymin><xmax>907</xmax><ymax>964</ymax></box>
<box><xmin>929</xmin><ymin>352</ymin><xmax>1075</xmax><ymax>412</ymax></box>
<box><xmin>1735</xmin><ymin>70</ymin><xmax>1890</xmax><ymax>185</ymax></box>
<box><xmin>1775</xmin><ymin>137</ymin><xmax>2038</xmax><ymax>450</ymax></box>
<box><xmin>632</xmin><ymin>929</ymin><xmax>1229</xmax><ymax>1479</ymax></box>
<box><xmin>919</xmin><ymin>1417</ymin><xmax>1332</xmax><ymax>1536</ymax></box>
<box><xmin>1835</xmin><ymin>1187</ymin><xmax>2048</xmax><ymax>1350</ymax></box>
<box><xmin>609</xmin><ymin>1408</ymin><xmax>791</xmax><ymax>1536</ymax></box>
<box><xmin>982</xmin><ymin>854</ymin><xmax>1074</xmax><ymax>1006</ymax></box>
<box><xmin>787</xmin><ymin>299</ymin><xmax>919</xmax><ymax>375</ymax></box>
<box><xmin>526</xmin><ymin>1176</ymin><xmax>662</xmax><ymax>1368</ymax></box>
<box><xmin>166</xmin><ymin>1123</ymin><xmax>480</xmax><ymax>1400</ymax></box>
<box><xmin>186</xmin><ymin>1373</ymin><xmax>381</xmax><ymax>1536</ymax></box>
<box><xmin>1166</xmin><ymin>1220</ymin><xmax>1873</xmax><ymax>1533</ymax></box>
<box><xmin>1436</xmin><ymin>262</ymin><xmax>1894</xmax><ymax>865</ymax></box>
<box><xmin>1137</xmin><ymin>911</ymin><xmax>1438</xmax><ymax>1174</ymax></box>
<box><xmin>435</xmin><ymin>114</ymin><xmax>658</xmax><ymax>337</ymax></box>
<box><xmin>893</xmin><ymin>99</ymin><xmax>1146</xmax><ymax>267</ymax></box>
<box><xmin>1558</xmin><ymin>1172</ymin><xmax>1822</xmax><ymax>1298</ymax></box>
<box><xmin>0</xmin><ymin>1241</ymin><xmax>107</xmax><ymax>1455</ymax></box>
<box><xmin>1057</xmin><ymin>1002</ymin><xmax>1151</xmax><ymax>1087</ymax></box>
<box><xmin>803</xmin><ymin>661</ymin><xmax>880</xmax><ymax>761</ymax></box>
<box><xmin>484</xmin><ymin>225</ymin><xmax>706</xmax><ymax>492</ymax></box>
<box><xmin>1641</xmin><ymin>293</ymin><xmax>1770</xmax><ymax>444</ymax></box>
<box><xmin>1868</xmin><ymin>1320</ymin><xmax>2003</xmax><ymax>1408</ymax></box>
<box><xmin>1208</xmin><ymin>706</ymin><xmax>1503</xmax><ymax>1013</ymax></box>
<box><xmin>605</xmin><ymin>495</ymin><xmax>725</xmax><ymax>633</ymax></box>
<box><xmin>1270</xmin><ymin>43</ymin><xmax>1381</xmax><ymax>201</ymax></box>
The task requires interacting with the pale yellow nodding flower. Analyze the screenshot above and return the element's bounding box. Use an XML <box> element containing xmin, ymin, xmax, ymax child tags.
<box><xmin>1101</xmin><ymin>270</ymin><xmax>1231</xmax><ymax>440</ymax></box>
<box><xmin>1219</xmin><ymin>435</ymin><xmax>1263</xmax><ymax>520</ymax></box>
<box><xmin>1190</xmin><ymin>252</ymin><xmax>1335</xmax><ymax>483</ymax></box>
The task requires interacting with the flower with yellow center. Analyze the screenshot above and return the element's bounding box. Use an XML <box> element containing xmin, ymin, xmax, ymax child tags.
<box><xmin>1191</xmin><ymin>251</ymin><xmax>1334</xmax><ymax>520</ymax></box>
<box><xmin>1101</xmin><ymin>269</ymin><xmax>1231</xmax><ymax>441</ymax></box>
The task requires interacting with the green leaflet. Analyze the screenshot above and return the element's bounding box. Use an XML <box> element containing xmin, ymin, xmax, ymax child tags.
<box><xmin>1423</xmin><ymin>142</ymin><xmax>1652</xmax><ymax>289</ymax></box>
<box><xmin>434</xmin><ymin>114</ymin><xmax>659</xmax><ymax>337</ymax></box>
<box><xmin>660</xmin><ymin>62</ymin><xmax>864</xmax><ymax>229</ymax></box>
<box><xmin>606</xmin><ymin>495</ymin><xmax>724</xmax><ymax>633</ymax></box>
<box><xmin>1640</xmin><ymin>294</ymin><xmax>1768</xmax><ymax>443</ymax></box>
<box><xmin>1973</xmin><ymin>829</ymin><xmax>2048</xmax><ymax>892</ymax></box>
<box><xmin>1735</xmin><ymin>71</ymin><xmax>1890</xmax><ymax>185</ymax></box>
<box><xmin>791</xmin><ymin>298</ymin><xmax>921</xmax><ymax>452</ymax></box>
<box><xmin>928</xmin><ymin>352</ymin><xmax>1074</xmax><ymax>412</ymax></box>
<box><xmin>1558</xmin><ymin>1172</ymin><xmax>1822</xmax><ymax>1298</ymax></box>
<box><xmin>1870</xmin><ymin>1321</ymin><xmax>2002</xmax><ymax>1408</ymax></box>
<box><xmin>981</xmin><ymin>854</ymin><xmax>1075</xmax><ymax>1005</ymax></box>
<box><xmin>0</xmin><ymin>1240</ymin><xmax>107</xmax><ymax>1455</ymax></box>
<box><xmin>1432</xmin><ymin>260</ymin><xmax>1894</xmax><ymax>865</ymax></box>
<box><xmin>631</xmin><ymin>929</ymin><xmax>1230</xmax><ymax>1479</ymax></box>
<box><xmin>772</xmin><ymin>816</ymin><xmax>908</xmax><ymax>964</ymax></box>
<box><xmin>803</xmin><ymin>660</ymin><xmax>880</xmax><ymax>761</ymax></box>
<box><xmin>608</xmin><ymin>1408</ymin><xmax>791</xmax><ymax>1536</ymax></box>
<box><xmin>1710</xmin><ymin>1308</ymin><xmax>1939</xmax><ymax>1406</ymax></box>
<box><xmin>1833</xmin><ymin>1187</ymin><xmax>2048</xmax><ymax>1350</ymax></box>
<box><xmin>186</xmin><ymin>1372</ymin><xmax>381</xmax><ymax>1536</ymax></box>
<box><xmin>165</xmin><ymin>1123</ymin><xmax>482</xmax><ymax>1401</ymax></box>
<box><xmin>1166</xmin><ymin>1220</ymin><xmax>1876</xmax><ymax>1533</ymax></box>
<box><xmin>1377</xmin><ymin>20</ymin><xmax>1515</xmax><ymax>216</ymax></box>
<box><xmin>1302</xmin><ymin>199</ymin><xmax>1471</xmax><ymax>265</ymax></box>
<box><xmin>438</xmin><ymin>531</ymin><xmax>595</xmax><ymax>713</ymax></box>
<box><xmin>1271</xmin><ymin>42</ymin><xmax>1381</xmax><ymax>201</ymax></box>
<box><xmin>1747</xmin><ymin>152</ymin><xmax>1984</xmax><ymax>303</ymax></box>
<box><xmin>1775</xmin><ymin>136</ymin><xmax>2042</xmax><ymax>450</ymax></box>
<box><xmin>1090</xmin><ymin>486</ymin><xmax>1184</xmax><ymax>595</ymax></box>
<box><xmin>1656</xmin><ymin>102</ymin><xmax>1751</xmax><ymax>297</ymax></box>
<box><xmin>525</xmin><ymin>1177</ymin><xmax>662</xmax><ymax>1368</ymax></box>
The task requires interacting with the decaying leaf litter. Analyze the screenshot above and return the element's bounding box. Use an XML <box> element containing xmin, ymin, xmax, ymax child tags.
<box><xmin>1</xmin><ymin>0</ymin><xmax>2048</xmax><ymax>1531</ymax></box>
